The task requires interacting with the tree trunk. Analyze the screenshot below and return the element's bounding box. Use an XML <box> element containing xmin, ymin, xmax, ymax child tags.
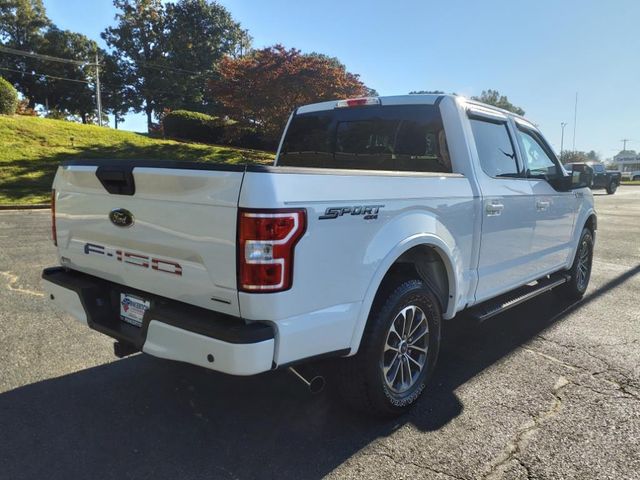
<box><xmin>81</xmin><ymin>113</ymin><xmax>87</xmax><ymax>124</ymax></box>
<box><xmin>114</xmin><ymin>115</ymin><xmax>119</xmax><ymax>130</ymax></box>
<box><xmin>146</xmin><ymin>104</ymin><xmax>153</xmax><ymax>132</ymax></box>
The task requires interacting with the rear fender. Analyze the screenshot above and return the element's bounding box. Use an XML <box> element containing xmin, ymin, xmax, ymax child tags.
<box><xmin>348</xmin><ymin>213</ymin><xmax>460</xmax><ymax>354</ymax></box>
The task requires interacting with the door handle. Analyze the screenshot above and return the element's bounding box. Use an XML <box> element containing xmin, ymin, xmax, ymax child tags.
<box><xmin>536</xmin><ymin>200</ymin><xmax>550</xmax><ymax>211</ymax></box>
<box><xmin>485</xmin><ymin>202</ymin><xmax>504</xmax><ymax>216</ymax></box>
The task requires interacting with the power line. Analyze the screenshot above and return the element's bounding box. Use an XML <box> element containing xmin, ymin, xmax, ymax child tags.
<box><xmin>0</xmin><ymin>66</ymin><xmax>90</xmax><ymax>84</ymax></box>
<box><xmin>0</xmin><ymin>65</ymin><xmax>200</xmax><ymax>98</ymax></box>
<box><xmin>1</xmin><ymin>44</ymin><xmax>208</xmax><ymax>76</ymax></box>
<box><xmin>0</xmin><ymin>45</ymin><xmax>94</xmax><ymax>66</ymax></box>
<box><xmin>133</xmin><ymin>60</ymin><xmax>205</xmax><ymax>75</ymax></box>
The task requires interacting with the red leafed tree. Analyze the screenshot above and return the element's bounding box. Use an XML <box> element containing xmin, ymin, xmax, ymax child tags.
<box><xmin>208</xmin><ymin>44</ymin><xmax>372</xmax><ymax>142</ymax></box>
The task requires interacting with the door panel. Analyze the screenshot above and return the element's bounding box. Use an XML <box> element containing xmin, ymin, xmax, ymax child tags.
<box><xmin>515</xmin><ymin>127</ymin><xmax>578</xmax><ymax>274</ymax></box>
<box><xmin>467</xmin><ymin>115</ymin><xmax>537</xmax><ymax>303</ymax></box>
<box><xmin>476</xmin><ymin>180</ymin><xmax>536</xmax><ymax>302</ymax></box>
<box><xmin>529</xmin><ymin>179</ymin><xmax>577</xmax><ymax>272</ymax></box>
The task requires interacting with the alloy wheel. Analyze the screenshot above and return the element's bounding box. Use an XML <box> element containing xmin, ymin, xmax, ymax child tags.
<box><xmin>576</xmin><ymin>239</ymin><xmax>591</xmax><ymax>291</ymax></box>
<box><xmin>382</xmin><ymin>305</ymin><xmax>429</xmax><ymax>394</ymax></box>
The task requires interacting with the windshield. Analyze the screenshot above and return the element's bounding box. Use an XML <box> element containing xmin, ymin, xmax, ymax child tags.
<box><xmin>278</xmin><ymin>104</ymin><xmax>451</xmax><ymax>173</ymax></box>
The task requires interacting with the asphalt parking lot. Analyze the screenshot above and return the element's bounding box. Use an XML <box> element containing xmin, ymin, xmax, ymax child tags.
<box><xmin>1</xmin><ymin>187</ymin><xmax>638</xmax><ymax>480</ymax></box>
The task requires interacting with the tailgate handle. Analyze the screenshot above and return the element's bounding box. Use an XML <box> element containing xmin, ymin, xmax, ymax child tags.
<box><xmin>96</xmin><ymin>166</ymin><xmax>136</xmax><ymax>195</ymax></box>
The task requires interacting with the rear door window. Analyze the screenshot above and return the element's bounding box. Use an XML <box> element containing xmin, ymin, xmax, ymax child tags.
<box><xmin>278</xmin><ymin>105</ymin><xmax>451</xmax><ymax>173</ymax></box>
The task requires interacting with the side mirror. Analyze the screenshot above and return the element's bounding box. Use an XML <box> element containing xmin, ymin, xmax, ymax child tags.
<box><xmin>572</xmin><ymin>170</ymin><xmax>591</xmax><ymax>189</ymax></box>
<box><xmin>550</xmin><ymin>170</ymin><xmax>590</xmax><ymax>191</ymax></box>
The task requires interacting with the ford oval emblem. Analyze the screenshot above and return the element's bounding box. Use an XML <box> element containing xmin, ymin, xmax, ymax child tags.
<box><xmin>109</xmin><ymin>208</ymin><xmax>134</xmax><ymax>228</ymax></box>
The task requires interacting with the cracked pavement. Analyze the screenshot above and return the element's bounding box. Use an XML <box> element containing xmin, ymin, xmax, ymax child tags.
<box><xmin>1</xmin><ymin>187</ymin><xmax>639</xmax><ymax>479</ymax></box>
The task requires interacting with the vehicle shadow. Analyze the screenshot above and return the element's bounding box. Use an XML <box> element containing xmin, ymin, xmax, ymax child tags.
<box><xmin>1</xmin><ymin>265</ymin><xmax>638</xmax><ymax>480</ymax></box>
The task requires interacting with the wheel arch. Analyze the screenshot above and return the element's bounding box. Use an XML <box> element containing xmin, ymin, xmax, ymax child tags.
<box><xmin>348</xmin><ymin>234</ymin><xmax>458</xmax><ymax>355</ymax></box>
<box><xmin>566</xmin><ymin>209</ymin><xmax>597</xmax><ymax>269</ymax></box>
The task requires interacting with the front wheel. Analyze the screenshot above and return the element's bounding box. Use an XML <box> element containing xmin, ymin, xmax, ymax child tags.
<box><xmin>606</xmin><ymin>181</ymin><xmax>618</xmax><ymax>194</ymax></box>
<box><xmin>336</xmin><ymin>279</ymin><xmax>441</xmax><ymax>417</ymax></box>
<box><xmin>557</xmin><ymin>228</ymin><xmax>594</xmax><ymax>300</ymax></box>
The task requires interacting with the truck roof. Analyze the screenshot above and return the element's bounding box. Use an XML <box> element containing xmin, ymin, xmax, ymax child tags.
<box><xmin>296</xmin><ymin>93</ymin><xmax>531</xmax><ymax>124</ymax></box>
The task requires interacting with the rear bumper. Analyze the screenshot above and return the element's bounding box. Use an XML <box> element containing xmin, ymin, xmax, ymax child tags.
<box><xmin>41</xmin><ymin>267</ymin><xmax>275</xmax><ymax>375</ymax></box>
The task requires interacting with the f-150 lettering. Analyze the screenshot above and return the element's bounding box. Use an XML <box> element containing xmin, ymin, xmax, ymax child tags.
<box><xmin>84</xmin><ymin>242</ymin><xmax>182</xmax><ymax>276</ymax></box>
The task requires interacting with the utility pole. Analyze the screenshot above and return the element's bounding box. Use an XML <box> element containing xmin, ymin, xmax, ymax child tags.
<box><xmin>560</xmin><ymin>122</ymin><xmax>567</xmax><ymax>160</ymax></box>
<box><xmin>572</xmin><ymin>92</ymin><xmax>578</xmax><ymax>151</ymax></box>
<box><xmin>94</xmin><ymin>53</ymin><xmax>103</xmax><ymax>127</ymax></box>
<box><xmin>621</xmin><ymin>138</ymin><xmax>630</xmax><ymax>152</ymax></box>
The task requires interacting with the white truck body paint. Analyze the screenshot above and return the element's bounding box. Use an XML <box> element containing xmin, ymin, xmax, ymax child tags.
<box><xmin>44</xmin><ymin>94</ymin><xmax>595</xmax><ymax>375</ymax></box>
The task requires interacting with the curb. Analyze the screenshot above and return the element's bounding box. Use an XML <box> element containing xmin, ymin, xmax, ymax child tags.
<box><xmin>0</xmin><ymin>204</ymin><xmax>50</xmax><ymax>211</ymax></box>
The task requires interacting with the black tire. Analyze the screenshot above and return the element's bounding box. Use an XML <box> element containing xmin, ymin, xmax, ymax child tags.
<box><xmin>557</xmin><ymin>228</ymin><xmax>594</xmax><ymax>300</ymax></box>
<box><xmin>336</xmin><ymin>279</ymin><xmax>441</xmax><ymax>417</ymax></box>
<box><xmin>606</xmin><ymin>181</ymin><xmax>618</xmax><ymax>194</ymax></box>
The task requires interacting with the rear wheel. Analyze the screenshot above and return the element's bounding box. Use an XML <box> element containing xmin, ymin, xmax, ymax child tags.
<box><xmin>557</xmin><ymin>228</ymin><xmax>593</xmax><ymax>300</ymax></box>
<box><xmin>606</xmin><ymin>181</ymin><xmax>618</xmax><ymax>194</ymax></box>
<box><xmin>336</xmin><ymin>279</ymin><xmax>441</xmax><ymax>417</ymax></box>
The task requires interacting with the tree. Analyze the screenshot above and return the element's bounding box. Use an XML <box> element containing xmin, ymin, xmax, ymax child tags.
<box><xmin>103</xmin><ymin>0</ymin><xmax>247</xmax><ymax>131</ymax></box>
<box><xmin>559</xmin><ymin>150</ymin><xmax>600</xmax><ymax>165</ymax></box>
<box><xmin>102</xmin><ymin>0</ymin><xmax>168</xmax><ymax>130</ymax></box>
<box><xmin>0</xmin><ymin>0</ymin><xmax>51</xmax><ymax>106</ymax></box>
<box><xmin>101</xmin><ymin>52</ymin><xmax>136</xmax><ymax>128</ymax></box>
<box><xmin>207</xmin><ymin>44</ymin><xmax>370</xmax><ymax>141</ymax></box>
<box><xmin>163</xmin><ymin>0</ymin><xmax>246</xmax><ymax>113</ymax></box>
<box><xmin>586</xmin><ymin>150</ymin><xmax>600</xmax><ymax>161</ymax></box>
<box><xmin>38</xmin><ymin>27</ymin><xmax>98</xmax><ymax>122</ymax></box>
<box><xmin>471</xmin><ymin>89</ymin><xmax>525</xmax><ymax>115</ymax></box>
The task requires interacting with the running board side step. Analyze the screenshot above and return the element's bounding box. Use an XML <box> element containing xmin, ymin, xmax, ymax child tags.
<box><xmin>468</xmin><ymin>273</ymin><xmax>570</xmax><ymax>322</ymax></box>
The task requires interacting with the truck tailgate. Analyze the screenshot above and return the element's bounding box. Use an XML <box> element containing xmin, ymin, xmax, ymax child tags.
<box><xmin>53</xmin><ymin>162</ymin><xmax>244</xmax><ymax>316</ymax></box>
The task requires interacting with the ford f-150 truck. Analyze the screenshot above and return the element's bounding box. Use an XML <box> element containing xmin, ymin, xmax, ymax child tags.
<box><xmin>42</xmin><ymin>94</ymin><xmax>596</xmax><ymax>416</ymax></box>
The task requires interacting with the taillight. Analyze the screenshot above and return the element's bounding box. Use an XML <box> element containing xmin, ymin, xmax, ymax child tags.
<box><xmin>51</xmin><ymin>189</ymin><xmax>57</xmax><ymax>246</ymax></box>
<box><xmin>238</xmin><ymin>209</ymin><xmax>306</xmax><ymax>292</ymax></box>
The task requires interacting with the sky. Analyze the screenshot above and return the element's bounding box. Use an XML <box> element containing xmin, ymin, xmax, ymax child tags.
<box><xmin>43</xmin><ymin>0</ymin><xmax>640</xmax><ymax>160</ymax></box>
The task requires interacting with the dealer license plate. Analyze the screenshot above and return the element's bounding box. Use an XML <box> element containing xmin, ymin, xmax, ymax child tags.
<box><xmin>120</xmin><ymin>293</ymin><xmax>150</xmax><ymax>327</ymax></box>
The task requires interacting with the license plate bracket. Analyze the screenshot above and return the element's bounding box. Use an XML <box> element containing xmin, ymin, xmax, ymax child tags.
<box><xmin>119</xmin><ymin>293</ymin><xmax>150</xmax><ymax>328</ymax></box>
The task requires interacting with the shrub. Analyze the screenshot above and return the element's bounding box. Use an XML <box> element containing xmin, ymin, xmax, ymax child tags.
<box><xmin>163</xmin><ymin>110</ymin><xmax>230</xmax><ymax>144</ymax></box>
<box><xmin>221</xmin><ymin>123</ymin><xmax>271</xmax><ymax>150</ymax></box>
<box><xmin>0</xmin><ymin>77</ymin><xmax>18</xmax><ymax>115</ymax></box>
<box><xmin>45</xmin><ymin>109</ymin><xmax>69</xmax><ymax>120</ymax></box>
<box><xmin>163</xmin><ymin>109</ymin><xmax>277</xmax><ymax>151</ymax></box>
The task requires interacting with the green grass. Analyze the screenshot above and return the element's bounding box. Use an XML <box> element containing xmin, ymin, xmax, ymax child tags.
<box><xmin>0</xmin><ymin>115</ymin><xmax>274</xmax><ymax>205</ymax></box>
<box><xmin>621</xmin><ymin>180</ymin><xmax>640</xmax><ymax>185</ymax></box>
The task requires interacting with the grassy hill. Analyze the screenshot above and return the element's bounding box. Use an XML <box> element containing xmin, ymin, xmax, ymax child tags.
<box><xmin>0</xmin><ymin>115</ymin><xmax>274</xmax><ymax>205</ymax></box>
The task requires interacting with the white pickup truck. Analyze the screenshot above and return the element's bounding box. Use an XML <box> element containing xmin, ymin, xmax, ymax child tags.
<box><xmin>42</xmin><ymin>94</ymin><xmax>596</xmax><ymax>416</ymax></box>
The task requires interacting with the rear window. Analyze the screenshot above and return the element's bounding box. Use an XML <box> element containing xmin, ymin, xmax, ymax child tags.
<box><xmin>278</xmin><ymin>105</ymin><xmax>451</xmax><ymax>173</ymax></box>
